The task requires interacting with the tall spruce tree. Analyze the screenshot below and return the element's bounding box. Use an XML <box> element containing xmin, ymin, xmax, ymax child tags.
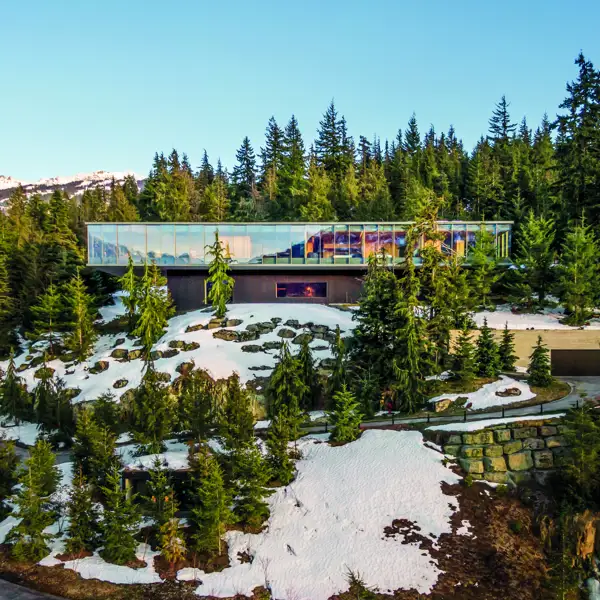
<box><xmin>220</xmin><ymin>373</ymin><xmax>255</xmax><ymax>451</ymax></box>
<box><xmin>326</xmin><ymin>325</ymin><xmax>347</xmax><ymax>404</ymax></box>
<box><xmin>265</xmin><ymin>342</ymin><xmax>307</xmax><ymax>417</ymax></box>
<box><xmin>0</xmin><ymin>350</ymin><xmax>33</xmax><ymax>425</ymax></box>
<box><xmin>144</xmin><ymin>457</ymin><xmax>176</xmax><ymax>529</ymax></box>
<box><xmin>266</xmin><ymin>405</ymin><xmax>294</xmax><ymax>485</ymax></box>
<box><xmin>451</xmin><ymin>328</ymin><xmax>476</xmax><ymax>385</ymax></box>
<box><xmin>0</xmin><ymin>253</ymin><xmax>15</xmax><ymax>356</ymax></box>
<box><xmin>527</xmin><ymin>336</ymin><xmax>553</xmax><ymax>387</ymax></box>
<box><xmin>475</xmin><ymin>318</ymin><xmax>500</xmax><ymax>378</ymax></box>
<box><xmin>297</xmin><ymin>337</ymin><xmax>320</xmax><ymax>411</ymax></box>
<box><xmin>205</xmin><ymin>231</ymin><xmax>234</xmax><ymax>318</ymax></box>
<box><xmin>498</xmin><ymin>323</ymin><xmax>518</xmax><ymax>372</ymax></box>
<box><xmin>299</xmin><ymin>156</ymin><xmax>335</xmax><ymax>221</ymax></box>
<box><xmin>177</xmin><ymin>368</ymin><xmax>215</xmax><ymax>441</ymax></box>
<box><xmin>30</xmin><ymin>282</ymin><xmax>62</xmax><ymax>356</ymax></box>
<box><xmin>327</xmin><ymin>385</ymin><xmax>362</xmax><ymax>444</ymax></box>
<box><xmin>0</xmin><ymin>435</ymin><xmax>18</xmax><ymax>520</ymax></box>
<box><xmin>34</xmin><ymin>371</ymin><xmax>75</xmax><ymax>446</ymax></box>
<box><xmin>64</xmin><ymin>469</ymin><xmax>100</xmax><ymax>556</ymax></box>
<box><xmin>64</xmin><ymin>271</ymin><xmax>97</xmax><ymax>360</ymax></box>
<box><xmin>119</xmin><ymin>255</ymin><xmax>140</xmax><ymax>331</ymax></box>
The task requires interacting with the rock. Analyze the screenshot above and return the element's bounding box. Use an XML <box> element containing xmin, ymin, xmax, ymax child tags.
<box><xmin>183</xmin><ymin>341</ymin><xmax>200</xmax><ymax>351</ymax></box>
<box><xmin>503</xmin><ymin>440</ymin><xmax>523</xmax><ymax>455</ymax></box>
<box><xmin>150</xmin><ymin>350</ymin><xmax>163</xmax><ymax>360</ymax></box>
<box><xmin>484</xmin><ymin>471</ymin><xmax>509</xmax><ymax>483</ymax></box>
<box><xmin>176</xmin><ymin>362</ymin><xmax>194</xmax><ymax>375</ymax></box>
<box><xmin>533</xmin><ymin>450</ymin><xmax>554</xmax><ymax>469</ymax></box>
<box><xmin>507</xmin><ymin>451</ymin><xmax>533</xmax><ymax>471</ymax></box>
<box><xmin>557</xmin><ymin>425</ymin><xmax>569</xmax><ymax>435</ymax></box>
<box><xmin>66</xmin><ymin>369</ymin><xmax>75</xmax><ymax>375</ymax></box>
<box><xmin>241</xmin><ymin>344</ymin><xmax>264</xmax><ymax>353</ymax></box>
<box><xmin>256</xmin><ymin>321</ymin><xmax>276</xmax><ymax>333</ymax></box>
<box><xmin>263</xmin><ymin>341</ymin><xmax>283</xmax><ymax>351</ymax></box>
<box><xmin>292</xmin><ymin>333</ymin><xmax>314</xmax><ymax>345</ymax></box>
<box><xmin>58</xmin><ymin>352</ymin><xmax>76</xmax><ymax>363</ymax></box>
<box><xmin>89</xmin><ymin>361</ymin><xmax>109</xmax><ymax>374</ymax></box>
<box><xmin>522</xmin><ymin>437</ymin><xmax>545</xmax><ymax>450</ymax></box>
<box><xmin>312</xmin><ymin>331</ymin><xmax>326</xmax><ymax>340</ymax></box>
<box><xmin>168</xmin><ymin>340</ymin><xmax>186</xmax><ymax>349</ymax></box>
<box><xmin>213</xmin><ymin>330</ymin><xmax>239</xmax><ymax>342</ymax></box>
<box><xmin>434</xmin><ymin>398</ymin><xmax>453</xmax><ymax>413</ymax></box>
<box><xmin>458</xmin><ymin>458</ymin><xmax>484</xmax><ymax>474</ymax></box>
<box><xmin>225</xmin><ymin>319</ymin><xmax>243</xmax><ymax>327</ymax></box>
<box><xmin>462</xmin><ymin>431</ymin><xmax>494</xmax><ymax>445</ymax></box>
<box><xmin>471</xmin><ymin>474</ymin><xmax>483</xmax><ymax>480</ymax></box>
<box><xmin>319</xmin><ymin>358</ymin><xmax>336</xmax><ymax>370</ymax></box>
<box><xmin>512</xmin><ymin>427</ymin><xmax>538</xmax><ymax>439</ymax></box>
<box><xmin>161</xmin><ymin>348</ymin><xmax>179</xmax><ymax>359</ymax></box>
<box><xmin>509</xmin><ymin>471</ymin><xmax>533</xmax><ymax>485</ymax></box>
<box><xmin>551</xmin><ymin>446</ymin><xmax>571</xmax><ymax>467</ymax></box>
<box><xmin>113</xmin><ymin>379</ymin><xmax>128</xmax><ymax>389</ymax></box>
<box><xmin>539</xmin><ymin>425</ymin><xmax>558</xmax><ymax>437</ymax></box>
<box><xmin>270</xmin><ymin>318</ymin><xmax>282</xmax><ymax>326</ymax></box>
<box><xmin>483</xmin><ymin>456</ymin><xmax>507</xmax><ymax>472</ymax></box>
<box><xmin>34</xmin><ymin>366</ymin><xmax>55</xmax><ymax>379</ymax></box>
<box><xmin>111</xmin><ymin>348</ymin><xmax>129</xmax><ymax>360</ymax></box>
<box><xmin>113</xmin><ymin>337</ymin><xmax>126</xmax><ymax>347</ymax></box>
<box><xmin>185</xmin><ymin>323</ymin><xmax>205</xmax><ymax>333</ymax></box>
<box><xmin>494</xmin><ymin>429</ymin><xmax>511</xmax><ymax>443</ymax></box>
<box><xmin>496</xmin><ymin>387</ymin><xmax>522</xmax><ymax>397</ymax></box>
<box><xmin>324</xmin><ymin>331</ymin><xmax>337</xmax><ymax>344</ymax></box>
<box><xmin>17</xmin><ymin>363</ymin><xmax>29</xmax><ymax>372</ymax></box>
<box><xmin>277</xmin><ymin>328</ymin><xmax>296</xmax><ymax>339</ymax></box>
<box><xmin>545</xmin><ymin>435</ymin><xmax>567</xmax><ymax>448</ymax></box>
<box><xmin>313</xmin><ymin>345</ymin><xmax>328</xmax><ymax>351</ymax></box>
<box><xmin>207</xmin><ymin>321</ymin><xmax>222</xmax><ymax>330</ymax></box>
<box><xmin>128</xmin><ymin>349</ymin><xmax>143</xmax><ymax>360</ymax></box>
<box><xmin>245</xmin><ymin>323</ymin><xmax>260</xmax><ymax>332</ymax></box>
<box><xmin>484</xmin><ymin>445</ymin><xmax>504</xmax><ymax>457</ymax></box>
<box><xmin>25</xmin><ymin>354</ymin><xmax>34</xmax><ymax>361</ymax></box>
<box><xmin>444</xmin><ymin>445</ymin><xmax>461</xmax><ymax>456</ymax></box>
<box><xmin>284</xmin><ymin>319</ymin><xmax>301</xmax><ymax>329</ymax></box>
<box><xmin>248</xmin><ymin>365</ymin><xmax>273</xmax><ymax>371</ymax></box>
<box><xmin>461</xmin><ymin>446</ymin><xmax>484</xmax><ymax>459</ymax></box>
<box><xmin>448</xmin><ymin>435</ymin><xmax>462</xmax><ymax>445</ymax></box>
<box><xmin>237</xmin><ymin>330</ymin><xmax>260</xmax><ymax>342</ymax></box>
<box><xmin>309</xmin><ymin>324</ymin><xmax>329</xmax><ymax>335</ymax></box>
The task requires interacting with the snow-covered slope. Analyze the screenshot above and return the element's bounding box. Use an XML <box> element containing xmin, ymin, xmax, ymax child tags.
<box><xmin>0</xmin><ymin>170</ymin><xmax>145</xmax><ymax>202</ymax></box>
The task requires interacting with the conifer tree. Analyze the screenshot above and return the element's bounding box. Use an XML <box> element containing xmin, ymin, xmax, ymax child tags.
<box><xmin>220</xmin><ymin>373</ymin><xmax>254</xmax><ymax>451</ymax></box>
<box><xmin>144</xmin><ymin>457</ymin><xmax>175</xmax><ymax>529</ymax></box>
<box><xmin>92</xmin><ymin>393</ymin><xmax>122</xmax><ymax>436</ymax></box>
<box><xmin>130</xmin><ymin>366</ymin><xmax>176</xmax><ymax>454</ymax></box>
<box><xmin>527</xmin><ymin>335</ymin><xmax>553</xmax><ymax>387</ymax></box>
<box><xmin>299</xmin><ymin>157</ymin><xmax>335</xmax><ymax>221</ymax></box>
<box><xmin>27</xmin><ymin>438</ymin><xmax>61</xmax><ymax>496</ymax></box>
<box><xmin>232</xmin><ymin>439</ymin><xmax>270</xmax><ymax>528</ymax></box>
<box><xmin>266</xmin><ymin>405</ymin><xmax>294</xmax><ymax>485</ymax></box>
<box><xmin>451</xmin><ymin>328</ymin><xmax>476</xmax><ymax>385</ymax></box>
<box><xmin>276</xmin><ymin>115</ymin><xmax>306</xmax><ymax>219</ymax></box>
<box><xmin>177</xmin><ymin>369</ymin><xmax>215</xmax><ymax>440</ymax></box>
<box><xmin>232</xmin><ymin>136</ymin><xmax>258</xmax><ymax>209</ymax></box>
<box><xmin>265</xmin><ymin>342</ymin><xmax>307</xmax><ymax>417</ymax></box>
<box><xmin>133</xmin><ymin>262</ymin><xmax>174</xmax><ymax>355</ymax></box>
<box><xmin>205</xmin><ymin>231</ymin><xmax>234</xmax><ymax>319</ymax></box>
<box><xmin>34</xmin><ymin>371</ymin><xmax>75</xmax><ymax>446</ymax></box>
<box><xmin>30</xmin><ymin>282</ymin><xmax>62</xmax><ymax>356</ymax></box>
<box><xmin>488</xmin><ymin>95</ymin><xmax>517</xmax><ymax>143</ymax></box>
<box><xmin>469</xmin><ymin>226</ymin><xmax>499</xmax><ymax>309</ymax></box>
<box><xmin>498</xmin><ymin>323</ymin><xmax>518</xmax><ymax>372</ymax></box>
<box><xmin>326</xmin><ymin>325</ymin><xmax>347</xmax><ymax>403</ymax></box>
<box><xmin>297</xmin><ymin>337</ymin><xmax>320</xmax><ymax>411</ymax></box>
<box><xmin>189</xmin><ymin>443</ymin><xmax>231</xmax><ymax>555</ymax></box>
<box><xmin>100</xmin><ymin>467</ymin><xmax>140</xmax><ymax>565</ymax></box>
<box><xmin>119</xmin><ymin>255</ymin><xmax>140</xmax><ymax>331</ymax></box>
<box><xmin>475</xmin><ymin>318</ymin><xmax>500</xmax><ymax>378</ymax></box>
<box><xmin>201</xmin><ymin>173</ymin><xmax>230</xmax><ymax>221</ymax></box>
<box><xmin>327</xmin><ymin>385</ymin><xmax>362</xmax><ymax>444</ymax></box>
<box><xmin>72</xmin><ymin>406</ymin><xmax>104</xmax><ymax>480</ymax></box>
<box><xmin>0</xmin><ymin>252</ymin><xmax>15</xmax><ymax>356</ymax></box>
<box><xmin>0</xmin><ymin>435</ymin><xmax>18</xmax><ymax>520</ymax></box>
<box><xmin>159</xmin><ymin>506</ymin><xmax>187</xmax><ymax>570</ymax></box>
<box><xmin>0</xmin><ymin>350</ymin><xmax>33</xmax><ymax>425</ymax></box>
<box><xmin>107</xmin><ymin>181</ymin><xmax>139</xmax><ymax>222</ymax></box>
<box><xmin>556</xmin><ymin>219</ymin><xmax>599</xmax><ymax>325</ymax></box>
<box><xmin>64</xmin><ymin>469</ymin><xmax>100</xmax><ymax>556</ymax></box>
<box><xmin>64</xmin><ymin>271</ymin><xmax>97</xmax><ymax>360</ymax></box>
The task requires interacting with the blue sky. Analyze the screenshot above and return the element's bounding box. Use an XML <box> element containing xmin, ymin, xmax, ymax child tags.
<box><xmin>1</xmin><ymin>0</ymin><xmax>599</xmax><ymax>181</ymax></box>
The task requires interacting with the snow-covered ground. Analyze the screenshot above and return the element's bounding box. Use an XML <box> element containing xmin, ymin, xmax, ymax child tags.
<box><xmin>0</xmin><ymin>422</ymin><xmax>39</xmax><ymax>446</ymax></box>
<box><xmin>427</xmin><ymin>413</ymin><xmax>565</xmax><ymax>432</ymax></box>
<box><xmin>474</xmin><ymin>304</ymin><xmax>600</xmax><ymax>330</ymax></box>
<box><xmin>429</xmin><ymin>376</ymin><xmax>536</xmax><ymax>411</ymax></box>
<box><xmin>1</xmin><ymin>302</ymin><xmax>356</xmax><ymax>406</ymax></box>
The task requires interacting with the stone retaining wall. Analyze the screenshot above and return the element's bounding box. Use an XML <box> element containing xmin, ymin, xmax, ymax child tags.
<box><xmin>431</xmin><ymin>419</ymin><xmax>569</xmax><ymax>485</ymax></box>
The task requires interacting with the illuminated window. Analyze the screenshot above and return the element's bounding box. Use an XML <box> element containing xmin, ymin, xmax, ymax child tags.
<box><xmin>276</xmin><ymin>282</ymin><xmax>327</xmax><ymax>298</ymax></box>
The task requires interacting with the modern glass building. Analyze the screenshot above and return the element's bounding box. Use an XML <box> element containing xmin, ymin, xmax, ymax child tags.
<box><xmin>87</xmin><ymin>221</ymin><xmax>512</xmax><ymax>307</ymax></box>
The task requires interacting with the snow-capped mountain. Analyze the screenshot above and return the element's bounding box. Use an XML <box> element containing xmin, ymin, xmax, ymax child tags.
<box><xmin>0</xmin><ymin>170</ymin><xmax>146</xmax><ymax>202</ymax></box>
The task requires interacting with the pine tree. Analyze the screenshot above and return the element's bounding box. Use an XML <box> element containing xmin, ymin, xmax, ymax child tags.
<box><xmin>498</xmin><ymin>323</ymin><xmax>518</xmax><ymax>372</ymax></box>
<box><xmin>201</xmin><ymin>173</ymin><xmax>230</xmax><ymax>221</ymax></box>
<box><xmin>107</xmin><ymin>181</ymin><xmax>139</xmax><ymax>222</ymax></box>
<box><xmin>159</xmin><ymin>509</ymin><xmax>187</xmax><ymax>570</ymax></box>
<box><xmin>64</xmin><ymin>469</ymin><xmax>100</xmax><ymax>556</ymax></box>
<box><xmin>205</xmin><ymin>231</ymin><xmax>234</xmax><ymax>319</ymax></box>
<box><xmin>232</xmin><ymin>439</ymin><xmax>270</xmax><ymax>528</ymax></box>
<box><xmin>265</xmin><ymin>342</ymin><xmax>307</xmax><ymax>418</ymax></box>
<box><xmin>232</xmin><ymin>137</ymin><xmax>258</xmax><ymax>210</ymax></box>
<box><xmin>299</xmin><ymin>156</ymin><xmax>335</xmax><ymax>221</ymax></box>
<box><xmin>276</xmin><ymin>115</ymin><xmax>306</xmax><ymax>219</ymax></box>
<box><xmin>144</xmin><ymin>457</ymin><xmax>175</xmax><ymax>529</ymax></box>
<box><xmin>30</xmin><ymin>282</ymin><xmax>62</xmax><ymax>356</ymax></box>
<box><xmin>27</xmin><ymin>438</ymin><xmax>61</xmax><ymax>496</ymax></box>
<box><xmin>220</xmin><ymin>373</ymin><xmax>254</xmax><ymax>451</ymax></box>
<box><xmin>0</xmin><ymin>350</ymin><xmax>33</xmax><ymax>425</ymax></box>
<box><xmin>100</xmin><ymin>467</ymin><xmax>140</xmax><ymax>565</ymax></box>
<box><xmin>527</xmin><ymin>335</ymin><xmax>553</xmax><ymax>387</ymax></box>
<box><xmin>119</xmin><ymin>255</ymin><xmax>140</xmax><ymax>331</ymax></box>
<box><xmin>92</xmin><ymin>393</ymin><xmax>122</xmax><ymax>436</ymax></box>
<box><xmin>0</xmin><ymin>252</ymin><xmax>15</xmax><ymax>356</ymax></box>
<box><xmin>34</xmin><ymin>371</ymin><xmax>75</xmax><ymax>446</ymax></box>
<box><xmin>488</xmin><ymin>95</ymin><xmax>517</xmax><ymax>143</ymax></box>
<box><xmin>452</xmin><ymin>328</ymin><xmax>476</xmax><ymax>385</ymax></box>
<box><xmin>326</xmin><ymin>325</ymin><xmax>346</xmax><ymax>403</ymax></box>
<box><xmin>64</xmin><ymin>271</ymin><xmax>97</xmax><ymax>360</ymax></box>
<box><xmin>0</xmin><ymin>435</ymin><xmax>18</xmax><ymax>520</ymax></box>
<box><xmin>327</xmin><ymin>385</ymin><xmax>362</xmax><ymax>444</ymax></box>
<box><xmin>177</xmin><ymin>369</ymin><xmax>215</xmax><ymax>441</ymax></box>
<box><xmin>475</xmin><ymin>318</ymin><xmax>500</xmax><ymax>378</ymax></box>
<box><xmin>556</xmin><ymin>219</ymin><xmax>599</xmax><ymax>325</ymax></box>
<box><xmin>266</xmin><ymin>405</ymin><xmax>294</xmax><ymax>485</ymax></box>
<box><xmin>469</xmin><ymin>226</ymin><xmax>500</xmax><ymax>309</ymax></box>
<box><xmin>189</xmin><ymin>443</ymin><xmax>231</xmax><ymax>555</ymax></box>
<box><xmin>297</xmin><ymin>337</ymin><xmax>320</xmax><ymax>411</ymax></box>
<box><xmin>133</xmin><ymin>262</ymin><xmax>174</xmax><ymax>355</ymax></box>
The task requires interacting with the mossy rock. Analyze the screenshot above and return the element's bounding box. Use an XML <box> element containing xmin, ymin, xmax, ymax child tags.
<box><xmin>25</xmin><ymin>354</ymin><xmax>34</xmax><ymax>361</ymax></box>
<box><xmin>512</xmin><ymin>427</ymin><xmax>537</xmax><ymax>440</ymax></box>
<box><xmin>29</xmin><ymin>355</ymin><xmax>46</xmax><ymax>368</ymax></box>
<box><xmin>284</xmin><ymin>319</ymin><xmax>301</xmax><ymax>329</ymax></box>
<box><xmin>168</xmin><ymin>340</ymin><xmax>186</xmax><ymax>349</ymax></box>
<box><xmin>444</xmin><ymin>445</ymin><xmax>461</xmax><ymax>456</ymax></box>
<box><xmin>113</xmin><ymin>379</ymin><xmax>129</xmax><ymax>389</ymax></box>
<box><xmin>503</xmin><ymin>440</ymin><xmax>523</xmax><ymax>455</ymax></box>
<box><xmin>323</xmin><ymin>331</ymin><xmax>337</xmax><ymax>344</ymax></box>
<box><xmin>245</xmin><ymin>323</ymin><xmax>260</xmax><ymax>332</ymax></box>
<box><xmin>462</xmin><ymin>431</ymin><xmax>494</xmax><ymax>445</ymax></box>
<box><xmin>533</xmin><ymin>449</ymin><xmax>554</xmax><ymax>469</ymax></box>
<box><xmin>225</xmin><ymin>319</ymin><xmax>243</xmax><ymax>327</ymax></box>
<box><xmin>241</xmin><ymin>344</ymin><xmax>264</xmax><ymax>353</ymax></box>
<box><xmin>111</xmin><ymin>348</ymin><xmax>129</xmax><ymax>360</ymax></box>
<box><xmin>113</xmin><ymin>337</ymin><xmax>126</xmax><ymax>347</ymax></box>
<box><xmin>292</xmin><ymin>333</ymin><xmax>314</xmax><ymax>345</ymax></box>
<box><xmin>185</xmin><ymin>323</ymin><xmax>205</xmax><ymax>333</ymax></box>
<box><xmin>483</xmin><ymin>456</ymin><xmax>507</xmax><ymax>472</ymax></box>
<box><xmin>522</xmin><ymin>438</ymin><xmax>544</xmax><ymax>450</ymax></box>
<box><xmin>507</xmin><ymin>451</ymin><xmax>533</xmax><ymax>471</ymax></box>
<box><xmin>494</xmin><ymin>429</ymin><xmax>511</xmax><ymax>443</ymax></box>
<box><xmin>17</xmin><ymin>363</ymin><xmax>29</xmax><ymax>372</ymax></box>
<box><xmin>57</xmin><ymin>352</ymin><xmax>77</xmax><ymax>363</ymax></box>
<box><xmin>312</xmin><ymin>331</ymin><xmax>326</xmax><ymax>340</ymax></box>
<box><xmin>545</xmin><ymin>435</ymin><xmax>567</xmax><ymax>448</ymax></box>
<box><xmin>460</xmin><ymin>446</ymin><xmax>483</xmax><ymax>459</ymax></box>
<box><xmin>89</xmin><ymin>361</ymin><xmax>109</xmax><ymax>374</ymax></box>
<box><xmin>65</xmin><ymin>388</ymin><xmax>81</xmax><ymax>400</ymax></box>
<box><xmin>484</xmin><ymin>471</ymin><xmax>509</xmax><ymax>483</ymax></box>
<box><xmin>128</xmin><ymin>349</ymin><xmax>143</xmax><ymax>360</ymax></box>
<box><xmin>176</xmin><ymin>362</ymin><xmax>195</xmax><ymax>375</ymax></box>
<box><xmin>484</xmin><ymin>445</ymin><xmax>504</xmax><ymax>457</ymax></box>
<box><xmin>263</xmin><ymin>341</ymin><xmax>283</xmax><ymax>351</ymax></box>
<box><xmin>277</xmin><ymin>328</ymin><xmax>296</xmax><ymax>339</ymax></box>
<box><xmin>309</xmin><ymin>324</ymin><xmax>329</xmax><ymax>335</ymax></box>
<box><xmin>270</xmin><ymin>317</ymin><xmax>282</xmax><ymax>326</ymax></box>
<box><xmin>237</xmin><ymin>330</ymin><xmax>260</xmax><ymax>342</ymax></box>
<box><xmin>313</xmin><ymin>345</ymin><xmax>328</xmax><ymax>351</ymax></box>
<box><xmin>213</xmin><ymin>329</ymin><xmax>239</xmax><ymax>342</ymax></box>
<box><xmin>256</xmin><ymin>321</ymin><xmax>276</xmax><ymax>333</ymax></box>
<box><xmin>154</xmin><ymin>372</ymin><xmax>172</xmax><ymax>383</ymax></box>
<box><xmin>183</xmin><ymin>341</ymin><xmax>200</xmax><ymax>352</ymax></box>
<box><xmin>150</xmin><ymin>350</ymin><xmax>163</xmax><ymax>360</ymax></box>
<box><xmin>207</xmin><ymin>321</ymin><xmax>222</xmax><ymax>330</ymax></box>
<box><xmin>34</xmin><ymin>366</ymin><xmax>55</xmax><ymax>379</ymax></box>
<box><xmin>458</xmin><ymin>458</ymin><xmax>484</xmax><ymax>474</ymax></box>
<box><xmin>161</xmin><ymin>348</ymin><xmax>179</xmax><ymax>359</ymax></box>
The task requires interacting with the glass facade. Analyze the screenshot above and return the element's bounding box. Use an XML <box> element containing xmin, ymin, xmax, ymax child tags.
<box><xmin>87</xmin><ymin>222</ymin><xmax>513</xmax><ymax>267</ymax></box>
<box><xmin>276</xmin><ymin>282</ymin><xmax>327</xmax><ymax>298</ymax></box>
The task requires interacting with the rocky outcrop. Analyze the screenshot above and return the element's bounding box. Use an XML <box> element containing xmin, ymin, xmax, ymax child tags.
<box><xmin>113</xmin><ymin>379</ymin><xmax>128</xmax><ymax>389</ymax></box>
<box><xmin>111</xmin><ymin>348</ymin><xmax>129</xmax><ymax>360</ymax></box>
<box><xmin>213</xmin><ymin>329</ymin><xmax>239</xmax><ymax>342</ymax></box>
<box><xmin>89</xmin><ymin>361</ymin><xmax>109</xmax><ymax>374</ymax></box>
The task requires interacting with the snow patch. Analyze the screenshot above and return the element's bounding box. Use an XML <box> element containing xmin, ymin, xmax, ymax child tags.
<box><xmin>474</xmin><ymin>304</ymin><xmax>600</xmax><ymax>330</ymax></box>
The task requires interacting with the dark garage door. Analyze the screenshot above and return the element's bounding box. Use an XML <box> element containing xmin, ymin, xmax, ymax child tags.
<box><xmin>551</xmin><ymin>349</ymin><xmax>600</xmax><ymax>376</ymax></box>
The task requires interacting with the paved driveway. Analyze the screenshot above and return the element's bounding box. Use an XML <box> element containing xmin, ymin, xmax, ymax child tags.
<box><xmin>0</xmin><ymin>580</ymin><xmax>63</xmax><ymax>599</ymax></box>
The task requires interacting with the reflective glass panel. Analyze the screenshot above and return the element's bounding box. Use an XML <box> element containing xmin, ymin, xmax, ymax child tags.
<box><xmin>246</xmin><ymin>225</ymin><xmax>265</xmax><ymax>264</ymax></box>
<box><xmin>439</xmin><ymin>225</ymin><xmax>452</xmax><ymax>256</ymax></box>
<box><xmin>364</xmin><ymin>225</ymin><xmax>378</xmax><ymax>258</ymax></box>
<box><xmin>217</xmin><ymin>225</ymin><xmax>250</xmax><ymax>264</ymax></box>
<box><xmin>147</xmin><ymin>225</ymin><xmax>175</xmax><ymax>265</ymax></box>
<box><xmin>88</xmin><ymin>226</ymin><xmax>103</xmax><ymax>264</ymax></box>
<box><xmin>394</xmin><ymin>226</ymin><xmax>407</xmax><ymax>260</ymax></box>
<box><xmin>320</xmin><ymin>226</ymin><xmax>334</xmax><ymax>262</ymax></box>
<box><xmin>349</xmin><ymin>225</ymin><xmax>363</xmax><ymax>263</ymax></box>
<box><xmin>276</xmin><ymin>225</ymin><xmax>291</xmax><ymax>263</ymax></box>
<box><xmin>102</xmin><ymin>224</ymin><xmax>118</xmax><ymax>265</ymax></box>
<box><xmin>379</xmin><ymin>225</ymin><xmax>393</xmax><ymax>260</ymax></box>
<box><xmin>276</xmin><ymin>282</ymin><xmax>327</xmax><ymax>298</ymax></box>
<box><xmin>452</xmin><ymin>224</ymin><xmax>466</xmax><ymax>256</ymax></box>
<box><xmin>117</xmin><ymin>224</ymin><xmax>146</xmax><ymax>265</ymax></box>
<box><xmin>306</xmin><ymin>226</ymin><xmax>321</xmax><ymax>263</ymax></box>
<box><xmin>175</xmin><ymin>225</ymin><xmax>204</xmax><ymax>265</ymax></box>
<box><xmin>260</xmin><ymin>225</ymin><xmax>278</xmax><ymax>263</ymax></box>
<box><xmin>334</xmin><ymin>225</ymin><xmax>349</xmax><ymax>262</ymax></box>
<box><xmin>466</xmin><ymin>224</ymin><xmax>480</xmax><ymax>255</ymax></box>
<box><xmin>290</xmin><ymin>225</ymin><xmax>306</xmax><ymax>263</ymax></box>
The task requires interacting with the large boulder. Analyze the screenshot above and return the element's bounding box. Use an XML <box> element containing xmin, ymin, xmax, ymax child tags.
<box><xmin>168</xmin><ymin>340</ymin><xmax>186</xmax><ymax>349</ymax></box>
<box><xmin>256</xmin><ymin>321</ymin><xmax>276</xmax><ymax>333</ymax></box>
<box><xmin>89</xmin><ymin>361</ymin><xmax>109</xmax><ymax>374</ymax></box>
<box><xmin>270</xmin><ymin>317</ymin><xmax>282</xmax><ymax>326</ymax></box>
<box><xmin>128</xmin><ymin>349</ymin><xmax>143</xmax><ymax>360</ymax></box>
<box><xmin>213</xmin><ymin>329</ymin><xmax>239</xmax><ymax>342</ymax></box>
<box><xmin>183</xmin><ymin>341</ymin><xmax>200</xmax><ymax>352</ymax></box>
<box><xmin>483</xmin><ymin>456</ymin><xmax>507</xmax><ymax>472</ymax></box>
<box><xmin>433</xmin><ymin>398</ymin><xmax>453</xmax><ymax>413</ymax></box>
<box><xmin>161</xmin><ymin>348</ymin><xmax>179</xmax><ymax>359</ymax></box>
<box><xmin>496</xmin><ymin>387</ymin><xmax>522</xmax><ymax>397</ymax></box>
<box><xmin>309</xmin><ymin>324</ymin><xmax>329</xmax><ymax>335</ymax></box>
<box><xmin>263</xmin><ymin>341</ymin><xmax>283</xmax><ymax>351</ymax></box>
<box><xmin>225</xmin><ymin>319</ymin><xmax>243</xmax><ymax>327</ymax></box>
<box><xmin>111</xmin><ymin>348</ymin><xmax>129</xmax><ymax>360</ymax></box>
<box><xmin>207</xmin><ymin>319</ymin><xmax>223</xmax><ymax>330</ymax></box>
<box><xmin>241</xmin><ymin>344</ymin><xmax>263</xmax><ymax>353</ymax></box>
<box><xmin>533</xmin><ymin>450</ymin><xmax>554</xmax><ymax>469</ymax></box>
<box><xmin>292</xmin><ymin>333</ymin><xmax>314</xmax><ymax>345</ymax></box>
<box><xmin>458</xmin><ymin>458</ymin><xmax>484</xmax><ymax>474</ymax></box>
<box><xmin>150</xmin><ymin>350</ymin><xmax>163</xmax><ymax>360</ymax></box>
<box><xmin>284</xmin><ymin>319</ymin><xmax>301</xmax><ymax>329</ymax></box>
<box><xmin>176</xmin><ymin>362</ymin><xmax>195</xmax><ymax>375</ymax></box>
<box><xmin>237</xmin><ymin>330</ymin><xmax>260</xmax><ymax>342</ymax></box>
<box><xmin>113</xmin><ymin>379</ymin><xmax>128</xmax><ymax>389</ymax></box>
<box><xmin>185</xmin><ymin>323</ymin><xmax>205</xmax><ymax>333</ymax></box>
<box><xmin>277</xmin><ymin>328</ymin><xmax>296</xmax><ymax>339</ymax></box>
<box><xmin>507</xmin><ymin>451</ymin><xmax>533</xmax><ymax>471</ymax></box>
